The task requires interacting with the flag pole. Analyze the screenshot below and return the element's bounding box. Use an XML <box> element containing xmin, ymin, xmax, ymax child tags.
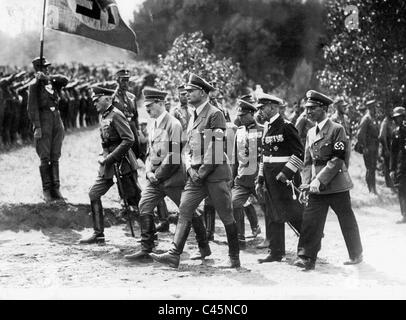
<box><xmin>40</xmin><ymin>0</ymin><xmax>47</xmax><ymax>69</ymax></box>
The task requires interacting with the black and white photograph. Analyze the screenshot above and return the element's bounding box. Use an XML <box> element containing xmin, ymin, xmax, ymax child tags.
<box><xmin>1</xmin><ymin>0</ymin><xmax>406</xmax><ymax>304</ymax></box>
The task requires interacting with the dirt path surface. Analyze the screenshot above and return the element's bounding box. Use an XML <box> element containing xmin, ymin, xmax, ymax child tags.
<box><xmin>1</xmin><ymin>126</ymin><xmax>406</xmax><ymax>299</ymax></box>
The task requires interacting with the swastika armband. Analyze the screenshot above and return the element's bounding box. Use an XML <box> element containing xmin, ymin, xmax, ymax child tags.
<box><xmin>332</xmin><ymin>141</ymin><xmax>346</xmax><ymax>160</ymax></box>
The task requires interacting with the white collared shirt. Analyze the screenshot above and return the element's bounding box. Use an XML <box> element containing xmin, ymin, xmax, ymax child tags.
<box><xmin>316</xmin><ymin>117</ymin><xmax>328</xmax><ymax>132</ymax></box>
<box><xmin>194</xmin><ymin>98</ymin><xmax>210</xmax><ymax>117</ymax></box>
<box><xmin>154</xmin><ymin>110</ymin><xmax>168</xmax><ymax>128</ymax></box>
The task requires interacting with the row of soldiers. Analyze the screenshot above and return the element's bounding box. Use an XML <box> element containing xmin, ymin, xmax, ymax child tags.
<box><xmin>72</xmin><ymin>68</ymin><xmax>366</xmax><ymax>271</ymax></box>
<box><xmin>0</xmin><ymin>62</ymin><xmax>154</xmax><ymax>151</ymax></box>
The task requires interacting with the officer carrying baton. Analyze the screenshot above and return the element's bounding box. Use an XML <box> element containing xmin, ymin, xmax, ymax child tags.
<box><xmin>113</xmin><ymin>162</ymin><xmax>136</xmax><ymax>238</ymax></box>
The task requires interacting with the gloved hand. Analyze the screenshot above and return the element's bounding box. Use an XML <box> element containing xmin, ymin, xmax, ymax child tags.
<box><xmin>309</xmin><ymin>179</ymin><xmax>321</xmax><ymax>193</ymax></box>
<box><xmin>255</xmin><ymin>183</ymin><xmax>265</xmax><ymax>202</ymax></box>
<box><xmin>147</xmin><ymin>171</ymin><xmax>158</xmax><ymax>185</ymax></box>
<box><xmin>33</xmin><ymin>127</ymin><xmax>42</xmax><ymax>139</ymax></box>
<box><xmin>36</xmin><ymin>72</ymin><xmax>48</xmax><ymax>81</ymax></box>
<box><xmin>98</xmin><ymin>155</ymin><xmax>106</xmax><ymax>165</ymax></box>
<box><xmin>276</xmin><ymin>172</ymin><xmax>287</xmax><ymax>184</ymax></box>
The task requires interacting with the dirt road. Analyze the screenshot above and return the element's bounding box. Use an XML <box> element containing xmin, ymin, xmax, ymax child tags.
<box><xmin>1</xmin><ymin>126</ymin><xmax>405</xmax><ymax>299</ymax></box>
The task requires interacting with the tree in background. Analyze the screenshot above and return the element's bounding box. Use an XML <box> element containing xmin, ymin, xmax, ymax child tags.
<box><xmin>155</xmin><ymin>31</ymin><xmax>243</xmax><ymax>99</ymax></box>
<box><xmin>132</xmin><ymin>0</ymin><xmax>325</xmax><ymax>100</ymax></box>
<box><xmin>318</xmin><ymin>0</ymin><xmax>406</xmax><ymax>116</ymax></box>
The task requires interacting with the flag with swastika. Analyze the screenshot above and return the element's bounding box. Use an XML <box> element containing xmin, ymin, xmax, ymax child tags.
<box><xmin>46</xmin><ymin>0</ymin><xmax>138</xmax><ymax>54</ymax></box>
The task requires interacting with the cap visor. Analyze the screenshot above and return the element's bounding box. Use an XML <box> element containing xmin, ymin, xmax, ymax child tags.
<box><xmin>185</xmin><ymin>84</ymin><xmax>201</xmax><ymax>91</ymax></box>
<box><xmin>143</xmin><ymin>100</ymin><xmax>155</xmax><ymax>107</ymax></box>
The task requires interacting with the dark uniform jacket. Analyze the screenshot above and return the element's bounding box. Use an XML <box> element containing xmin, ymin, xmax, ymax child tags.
<box><xmin>356</xmin><ymin>111</ymin><xmax>379</xmax><ymax>152</ymax></box>
<box><xmin>112</xmin><ymin>89</ymin><xmax>137</xmax><ymax>124</ymax></box>
<box><xmin>233</xmin><ymin>121</ymin><xmax>264</xmax><ymax>188</ymax></box>
<box><xmin>390</xmin><ymin>122</ymin><xmax>406</xmax><ymax>177</ymax></box>
<box><xmin>98</xmin><ymin>106</ymin><xmax>137</xmax><ymax>179</ymax></box>
<box><xmin>145</xmin><ymin>112</ymin><xmax>185</xmax><ymax>187</ymax></box>
<box><xmin>330</xmin><ymin>111</ymin><xmax>351</xmax><ymax>140</ymax></box>
<box><xmin>302</xmin><ymin>119</ymin><xmax>353</xmax><ymax>194</ymax></box>
<box><xmin>27</xmin><ymin>79</ymin><xmax>59</xmax><ymax>129</ymax></box>
<box><xmin>184</xmin><ymin>101</ymin><xmax>231</xmax><ymax>182</ymax></box>
<box><xmin>260</xmin><ymin>115</ymin><xmax>304</xmax><ymax>222</ymax></box>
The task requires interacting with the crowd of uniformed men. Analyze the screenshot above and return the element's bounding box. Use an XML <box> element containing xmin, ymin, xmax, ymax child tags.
<box><xmin>4</xmin><ymin>56</ymin><xmax>406</xmax><ymax>271</ymax></box>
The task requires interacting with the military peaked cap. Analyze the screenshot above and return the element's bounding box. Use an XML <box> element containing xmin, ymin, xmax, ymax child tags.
<box><xmin>256</xmin><ymin>93</ymin><xmax>284</xmax><ymax>108</ymax></box>
<box><xmin>237</xmin><ymin>96</ymin><xmax>257</xmax><ymax>115</ymax></box>
<box><xmin>333</xmin><ymin>96</ymin><xmax>348</xmax><ymax>107</ymax></box>
<box><xmin>304</xmin><ymin>90</ymin><xmax>333</xmax><ymax>108</ymax></box>
<box><xmin>91</xmin><ymin>86</ymin><xmax>115</xmax><ymax>103</ymax></box>
<box><xmin>32</xmin><ymin>57</ymin><xmax>51</xmax><ymax>68</ymax></box>
<box><xmin>185</xmin><ymin>73</ymin><xmax>215</xmax><ymax>93</ymax></box>
<box><xmin>392</xmin><ymin>106</ymin><xmax>406</xmax><ymax>118</ymax></box>
<box><xmin>177</xmin><ymin>84</ymin><xmax>187</xmax><ymax>93</ymax></box>
<box><xmin>115</xmin><ymin>69</ymin><xmax>131</xmax><ymax>78</ymax></box>
<box><xmin>142</xmin><ymin>87</ymin><xmax>168</xmax><ymax>106</ymax></box>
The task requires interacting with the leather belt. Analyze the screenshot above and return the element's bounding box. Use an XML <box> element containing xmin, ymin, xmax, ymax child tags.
<box><xmin>263</xmin><ymin>156</ymin><xmax>290</xmax><ymax>163</ymax></box>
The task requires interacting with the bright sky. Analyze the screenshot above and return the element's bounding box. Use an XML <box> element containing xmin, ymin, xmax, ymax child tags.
<box><xmin>0</xmin><ymin>0</ymin><xmax>145</xmax><ymax>37</ymax></box>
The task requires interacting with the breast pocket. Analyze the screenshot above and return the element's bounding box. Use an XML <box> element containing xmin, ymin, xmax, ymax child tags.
<box><xmin>320</xmin><ymin>141</ymin><xmax>333</xmax><ymax>157</ymax></box>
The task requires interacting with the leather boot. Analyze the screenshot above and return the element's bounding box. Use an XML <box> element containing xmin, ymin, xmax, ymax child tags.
<box><xmin>39</xmin><ymin>163</ymin><xmax>53</xmax><ymax>202</ymax></box>
<box><xmin>219</xmin><ymin>222</ymin><xmax>240</xmax><ymax>268</ymax></box>
<box><xmin>190</xmin><ymin>215</ymin><xmax>211</xmax><ymax>260</ymax></box>
<box><xmin>150</xmin><ymin>220</ymin><xmax>192</xmax><ymax>268</ymax></box>
<box><xmin>233</xmin><ymin>208</ymin><xmax>246</xmax><ymax>250</ymax></box>
<box><xmin>50</xmin><ymin>161</ymin><xmax>66</xmax><ymax>201</ymax></box>
<box><xmin>79</xmin><ymin>199</ymin><xmax>105</xmax><ymax>244</ymax></box>
<box><xmin>155</xmin><ymin>200</ymin><xmax>170</xmax><ymax>232</ymax></box>
<box><xmin>204</xmin><ymin>204</ymin><xmax>216</xmax><ymax>241</ymax></box>
<box><xmin>125</xmin><ymin>214</ymin><xmax>154</xmax><ymax>262</ymax></box>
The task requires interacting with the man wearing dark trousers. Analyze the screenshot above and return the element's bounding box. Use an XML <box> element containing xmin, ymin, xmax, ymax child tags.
<box><xmin>232</xmin><ymin>96</ymin><xmax>263</xmax><ymax>249</ymax></box>
<box><xmin>79</xmin><ymin>87</ymin><xmax>140</xmax><ymax>244</ymax></box>
<box><xmin>27</xmin><ymin>57</ymin><xmax>66</xmax><ymax>202</ymax></box>
<box><xmin>379</xmin><ymin>109</ymin><xmax>395</xmax><ymax>188</ymax></box>
<box><xmin>294</xmin><ymin>90</ymin><xmax>363</xmax><ymax>270</ymax></box>
<box><xmin>124</xmin><ymin>88</ymin><xmax>210</xmax><ymax>262</ymax></box>
<box><xmin>255</xmin><ymin>93</ymin><xmax>303</xmax><ymax>263</ymax></box>
<box><xmin>356</xmin><ymin>100</ymin><xmax>380</xmax><ymax>194</ymax></box>
<box><xmin>390</xmin><ymin>107</ymin><xmax>406</xmax><ymax>224</ymax></box>
<box><xmin>150</xmin><ymin>73</ymin><xmax>240</xmax><ymax>268</ymax></box>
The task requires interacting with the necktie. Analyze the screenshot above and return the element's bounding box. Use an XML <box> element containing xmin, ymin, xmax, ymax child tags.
<box><xmin>194</xmin><ymin>110</ymin><xmax>198</xmax><ymax>122</ymax></box>
<box><xmin>316</xmin><ymin>125</ymin><xmax>320</xmax><ymax>135</ymax></box>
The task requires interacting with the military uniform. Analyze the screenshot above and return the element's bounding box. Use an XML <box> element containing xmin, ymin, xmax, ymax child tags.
<box><xmin>232</xmin><ymin>98</ymin><xmax>263</xmax><ymax>245</ymax></box>
<box><xmin>356</xmin><ymin>100</ymin><xmax>380</xmax><ymax>194</ymax></box>
<box><xmin>379</xmin><ymin>115</ymin><xmax>395</xmax><ymax>188</ymax></box>
<box><xmin>112</xmin><ymin>69</ymin><xmax>140</xmax><ymax>158</ymax></box>
<box><xmin>27</xmin><ymin>57</ymin><xmax>67</xmax><ymax>202</ymax></box>
<box><xmin>125</xmin><ymin>88</ymin><xmax>210</xmax><ymax>261</ymax></box>
<box><xmin>82</xmin><ymin>87</ymin><xmax>139</xmax><ymax>244</ymax></box>
<box><xmin>295</xmin><ymin>90</ymin><xmax>363</xmax><ymax>270</ymax></box>
<box><xmin>390</xmin><ymin>107</ymin><xmax>406</xmax><ymax>223</ymax></box>
<box><xmin>255</xmin><ymin>93</ymin><xmax>304</xmax><ymax>261</ymax></box>
<box><xmin>150</xmin><ymin>73</ymin><xmax>240</xmax><ymax>268</ymax></box>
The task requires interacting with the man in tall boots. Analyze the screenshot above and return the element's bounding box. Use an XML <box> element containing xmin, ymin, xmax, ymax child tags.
<box><xmin>255</xmin><ymin>93</ymin><xmax>303</xmax><ymax>263</ymax></box>
<box><xmin>27</xmin><ymin>57</ymin><xmax>66</xmax><ymax>202</ymax></box>
<box><xmin>232</xmin><ymin>96</ymin><xmax>263</xmax><ymax>249</ymax></box>
<box><xmin>150</xmin><ymin>73</ymin><xmax>240</xmax><ymax>268</ymax></box>
<box><xmin>79</xmin><ymin>87</ymin><xmax>139</xmax><ymax>244</ymax></box>
<box><xmin>124</xmin><ymin>88</ymin><xmax>210</xmax><ymax>262</ymax></box>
